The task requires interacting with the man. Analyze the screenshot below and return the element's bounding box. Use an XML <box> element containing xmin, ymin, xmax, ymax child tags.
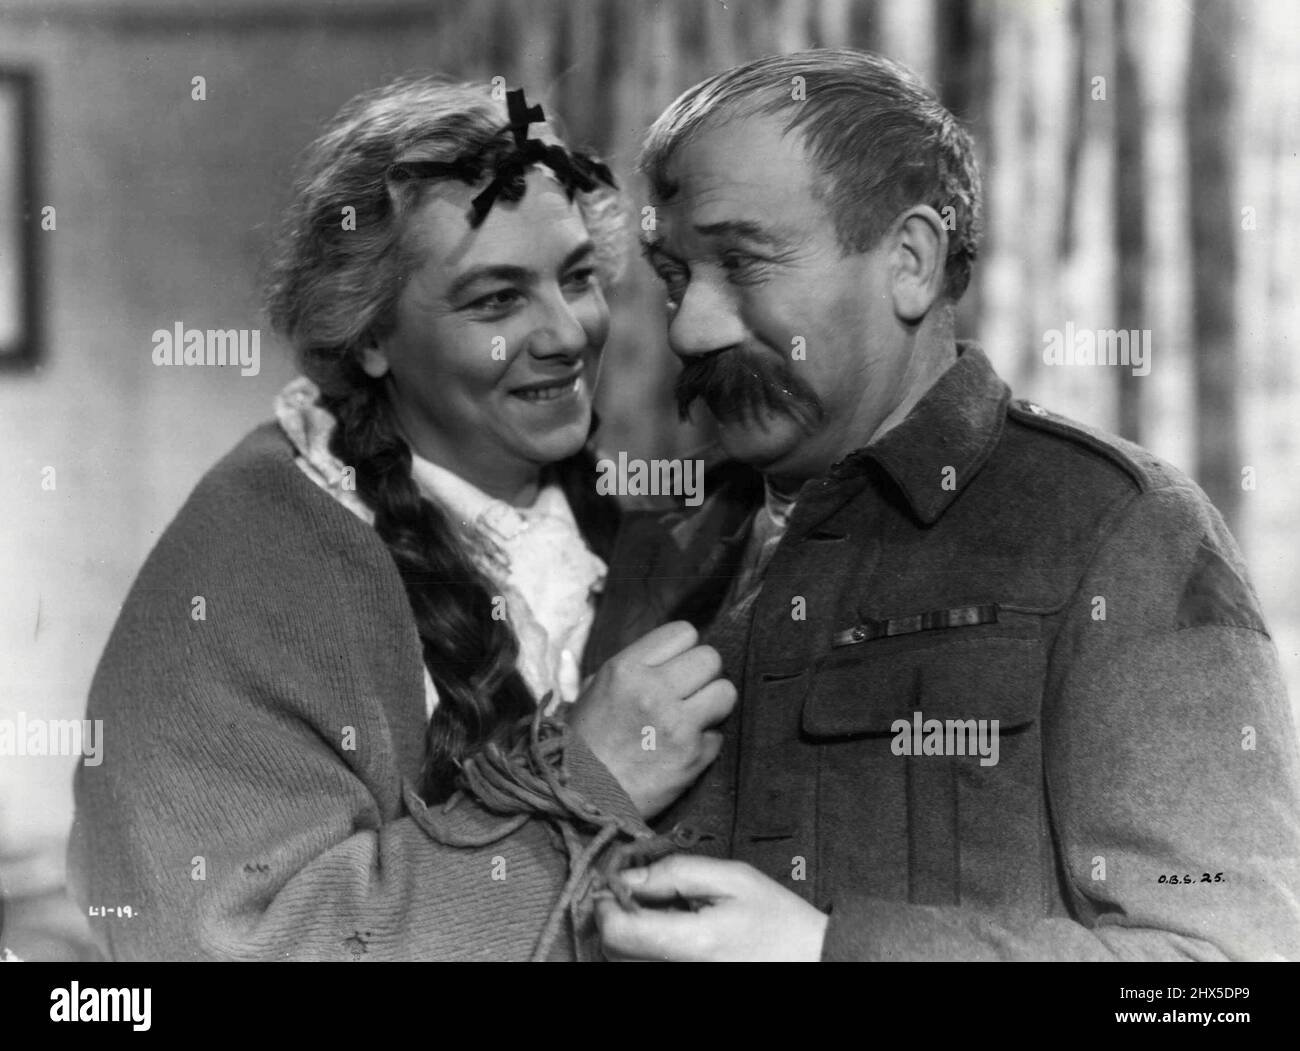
<box><xmin>582</xmin><ymin>48</ymin><xmax>1300</xmax><ymax>960</ymax></box>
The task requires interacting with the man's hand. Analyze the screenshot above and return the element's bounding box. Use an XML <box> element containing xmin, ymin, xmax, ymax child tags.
<box><xmin>595</xmin><ymin>855</ymin><xmax>829</xmax><ymax>961</ymax></box>
<box><xmin>567</xmin><ymin>622</ymin><xmax>735</xmax><ymax>818</ymax></box>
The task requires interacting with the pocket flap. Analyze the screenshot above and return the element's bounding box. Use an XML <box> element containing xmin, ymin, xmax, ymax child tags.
<box><xmin>801</xmin><ymin>636</ymin><xmax>1044</xmax><ymax>737</ymax></box>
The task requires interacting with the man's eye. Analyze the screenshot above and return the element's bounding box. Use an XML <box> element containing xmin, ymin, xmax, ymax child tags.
<box><xmin>654</xmin><ymin>267</ymin><xmax>688</xmax><ymax>304</ymax></box>
<box><xmin>720</xmin><ymin>251</ymin><xmax>766</xmax><ymax>278</ymax></box>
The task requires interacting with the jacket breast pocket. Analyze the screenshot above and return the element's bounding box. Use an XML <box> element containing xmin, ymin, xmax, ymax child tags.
<box><xmin>800</xmin><ymin>632</ymin><xmax>1048</xmax><ymax>911</ymax></box>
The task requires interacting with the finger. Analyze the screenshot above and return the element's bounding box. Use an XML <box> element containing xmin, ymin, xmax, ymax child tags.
<box><xmin>657</xmin><ymin>644</ymin><xmax>723</xmax><ymax>698</ymax></box>
<box><xmin>614</xmin><ymin>854</ymin><xmax>743</xmax><ymax>905</ymax></box>
<box><xmin>608</xmin><ymin>866</ymin><xmax>703</xmax><ymax>907</ymax></box>
<box><xmin>691</xmin><ymin>729</ymin><xmax>723</xmax><ymax>770</ymax></box>
<box><xmin>681</xmin><ymin>677</ymin><xmax>737</xmax><ymax>729</ymax></box>
<box><xmin>620</xmin><ymin>621</ymin><xmax>698</xmax><ymax>667</ymax></box>
<box><xmin>595</xmin><ymin>893</ymin><xmax>709</xmax><ymax>962</ymax></box>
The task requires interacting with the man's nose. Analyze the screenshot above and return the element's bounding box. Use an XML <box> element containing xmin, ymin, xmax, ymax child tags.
<box><xmin>668</xmin><ymin>278</ymin><xmax>745</xmax><ymax>359</ymax></box>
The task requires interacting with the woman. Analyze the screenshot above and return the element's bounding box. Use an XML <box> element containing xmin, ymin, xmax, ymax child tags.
<box><xmin>68</xmin><ymin>76</ymin><xmax>727</xmax><ymax>962</ymax></box>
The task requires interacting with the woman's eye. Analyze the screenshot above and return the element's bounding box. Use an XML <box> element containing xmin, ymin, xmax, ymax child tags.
<box><xmin>468</xmin><ymin>288</ymin><xmax>523</xmax><ymax>312</ymax></box>
<box><xmin>563</xmin><ymin>267</ymin><xmax>597</xmax><ymax>291</ymax></box>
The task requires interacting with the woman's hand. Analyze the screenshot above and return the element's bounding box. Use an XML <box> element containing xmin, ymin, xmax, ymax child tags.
<box><xmin>567</xmin><ymin>621</ymin><xmax>736</xmax><ymax>818</ymax></box>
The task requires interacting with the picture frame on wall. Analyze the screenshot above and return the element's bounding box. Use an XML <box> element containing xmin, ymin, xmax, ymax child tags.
<box><xmin>0</xmin><ymin>67</ymin><xmax>39</xmax><ymax>371</ymax></box>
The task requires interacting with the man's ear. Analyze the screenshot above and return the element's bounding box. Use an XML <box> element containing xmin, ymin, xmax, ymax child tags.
<box><xmin>890</xmin><ymin>205</ymin><xmax>948</xmax><ymax>323</ymax></box>
<box><xmin>360</xmin><ymin>337</ymin><xmax>390</xmax><ymax>379</ymax></box>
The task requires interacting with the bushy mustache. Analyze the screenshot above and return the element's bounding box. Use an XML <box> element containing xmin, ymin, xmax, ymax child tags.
<box><xmin>674</xmin><ymin>349</ymin><xmax>824</xmax><ymax>430</ymax></box>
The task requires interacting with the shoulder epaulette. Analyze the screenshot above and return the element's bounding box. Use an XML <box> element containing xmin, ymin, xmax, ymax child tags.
<box><xmin>1005</xmin><ymin>398</ymin><xmax>1156</xmax><ymax>493</ymax></box>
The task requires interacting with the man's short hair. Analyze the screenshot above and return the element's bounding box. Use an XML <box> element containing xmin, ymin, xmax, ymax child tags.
<box><xmin>639</xmin><ymin>48</ymin><xmax>983</xmax><ymax>301</ymax></box>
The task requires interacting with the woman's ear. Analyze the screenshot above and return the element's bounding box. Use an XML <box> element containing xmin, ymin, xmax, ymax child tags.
<box><xmin>360</xmin><ymin>338</ymin><xmax>390</xmax><ymax>379</ymax></box>
<box><xmin>890</xmin><ymin>205</ymin><xmax>948</xmax><ymax>323</ymax></box>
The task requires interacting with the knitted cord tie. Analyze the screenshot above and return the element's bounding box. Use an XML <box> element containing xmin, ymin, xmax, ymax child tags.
<box><xmin>430</xmin><ymin>698</ymin><xmax>704</xmax><ymax>961</ymax></box>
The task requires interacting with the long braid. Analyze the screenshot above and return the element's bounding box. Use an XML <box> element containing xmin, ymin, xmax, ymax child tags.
<box><xmin>262</xmin><ymin>76</ymin><xmax>627</xmax><ymax>805</ymax></box>
<box><xmin>324</xmin><ymin>375</ymin><xmax>535</xmax><ymax>801</ymax></box>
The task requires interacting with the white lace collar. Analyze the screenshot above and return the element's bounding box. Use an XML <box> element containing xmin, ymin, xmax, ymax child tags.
<box><xmin>273</xmin><ymin>376</ymin><xmax>607</xmax><ymax>715</ymax></box>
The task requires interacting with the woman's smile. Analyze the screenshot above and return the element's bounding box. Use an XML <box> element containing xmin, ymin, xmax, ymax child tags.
<box><xmin>509</xmin><ymin>368</ymin><xmax>585</xmax><ymax>403</ymax></box>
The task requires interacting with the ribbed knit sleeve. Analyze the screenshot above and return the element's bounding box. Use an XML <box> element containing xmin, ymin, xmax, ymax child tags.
<box><xmin>68</xmin><ymin>423</ymin><xmax>642</xmax><ymax>961</ymax></box>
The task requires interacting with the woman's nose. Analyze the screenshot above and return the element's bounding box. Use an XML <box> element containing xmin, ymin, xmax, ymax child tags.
<box><xmin>527</xmin><ymin>290</ymin><xmax>592</xmax><ymax>358</ymax></box>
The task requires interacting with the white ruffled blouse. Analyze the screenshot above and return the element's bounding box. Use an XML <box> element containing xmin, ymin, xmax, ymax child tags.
<box><xmin>274</xmin><ymin>376</ymin><xmax>607</xmax><ymax>720</ymax></box>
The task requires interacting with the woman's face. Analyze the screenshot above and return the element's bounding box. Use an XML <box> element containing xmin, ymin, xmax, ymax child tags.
<box><xmin>368</xmin><ymin>167</ymin><xmax>611</xmax><ymax>504</ymax></box>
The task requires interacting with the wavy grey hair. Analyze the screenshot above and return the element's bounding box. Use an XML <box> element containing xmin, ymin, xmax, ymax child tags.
<box><xmin>639</xmin><ymin>48</ymin><xmax>981</xmax><ymax>301</ymax></box>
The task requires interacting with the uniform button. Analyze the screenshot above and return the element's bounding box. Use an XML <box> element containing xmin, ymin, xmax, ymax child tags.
<box><xmin>1024</xmin><ymin>401</ymin><xmax>1048</xmax><ymax>416</ymax></box>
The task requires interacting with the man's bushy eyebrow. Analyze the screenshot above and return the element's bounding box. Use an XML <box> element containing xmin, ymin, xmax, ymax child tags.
<box><xmin>638</xmin><ymin>220</ymin><xmax>795</xmax><ymax>268</ymax></box>
<box><xmin>639</xmin><ymin>238</ymin><xmax>673</xmax><ymax>262</ymax></box>
<box><xmin>693</xmin><ymin>219</ymin><xmax>789</xmax><ymax>246</ymax></box>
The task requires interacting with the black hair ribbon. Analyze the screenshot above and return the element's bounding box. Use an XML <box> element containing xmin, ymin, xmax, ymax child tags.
<box><xmin>387</xmin><ymin>88</ymin><xmax>616</xmax><ymax>227</ymax></box>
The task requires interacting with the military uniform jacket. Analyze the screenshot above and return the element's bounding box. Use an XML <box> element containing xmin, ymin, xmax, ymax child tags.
<box><xmin>584</xmin><ymin>343</ymin><xmax>1300</xmax><ymax>960</ymax></box>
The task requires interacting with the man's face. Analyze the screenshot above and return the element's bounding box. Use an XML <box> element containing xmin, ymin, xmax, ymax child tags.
<box><xmin>645</xmin><ymin>111</ymin><xmax>912</xmax><ymax>483</ymax></box>
<box><xmin>371</xmin><ymin>169</ymin><xmax>609</xmax><ymax>500</ymax></box>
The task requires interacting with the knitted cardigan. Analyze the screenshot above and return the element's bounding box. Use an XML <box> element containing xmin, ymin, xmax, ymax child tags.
<box><xmin>68</xmin><ymin>422</ymin><xmax>645</xmax><ymax>961</ymax></box>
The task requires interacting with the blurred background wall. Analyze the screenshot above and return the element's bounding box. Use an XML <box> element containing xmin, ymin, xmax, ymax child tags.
<box><xmin>0</xmin><ymin>0</ymin><xmax>1296</xmax><ymax>959</ymax></box>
